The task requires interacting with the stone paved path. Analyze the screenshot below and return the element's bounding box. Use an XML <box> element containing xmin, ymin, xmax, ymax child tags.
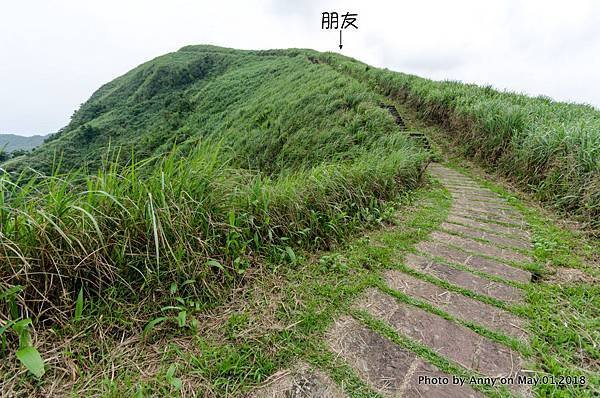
<box><xmin>251</xmin><ymin>164</ymin><xmax>533</xmax><ymax>397</ymax></box>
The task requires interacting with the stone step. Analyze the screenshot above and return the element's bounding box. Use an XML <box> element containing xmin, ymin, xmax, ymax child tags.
<box><xmin>442</xmin><ymin>180</ymin><xmax>482</xmax><ymax>188</ymax></box>
<box><xmin>447</xmin><ymin>188</ymin><xmax>499</xmax><ymax>199</ymax></box>
<box><xmin>444</xmin><ymin>184</ymin><xmax>495</xmax><ymax>192</ymax></box>
<box><xmin>357</xmin><ymin>289</ymin><xmax>530</xmax><ymax>396</ymax></box>
<box><xmin>404</xmin><ymin>253</ymin><xmax>524</xmax><ymax>303</ymax></box>
<box><xmin>249</xmin><ymin>363</ymin><xmax>346</xmax><ymax>398</ymax></box>
<box><xmin>383</xmin><ymin>270</ymin><xmax>528</xmax><ymax>340</ymax></box>
<box><xmin>441</xmin><ymin>222</ymin><xmax>532</xmax><ymax>251</ymax></box>
<box><xmin>446</xmin><ymin>215</ymin><xmax>530</xmax><ymax>240</ymax></box>
<box><xmin>437</xmin><ymin>174</ymin><xmax>475</xmax><ymax>180</ymax></box>
<box><xmin>446</xmin><ymin>188</ymin><xmax>499</xmax><ymax>198</ymax></box>
<box><xmin>452</xmin><ymin>198</ymin><xmax>516</xmax><ymax>213</ymax></box>
<box><xmin>380</xmin><ymin>103</ymin><xmax>407</xmax><ymax>131</ymax></box>
<box><xmin>439</xmin><ymin>174</ymin><xmax>483</xmax><ymax>180</ymax></box>
<box><xmin>430</xmin><ymin>231</ymin><xmax>532</xmax><ymax>263</ymax></box>
<box><xmin>438</xmin><ymin>178</ymin><xmax>478</xmax><ymax>185</ymax></box>
<box><xmin>448</xmin><ymin>211</ymin><xmax>527</xmax><ymax>228</ymax></box>
<box><xmin>448</xmin><ymin>191</ymin><xmax>504</xmax><ymax>201</ymax></box>
<box><xmin>427</xmin><ymin>166</ymin><xmax>465</xmax><ymax>178</ymax></box>
<box><xmin>451</xmin><ymin>203</ymin><xmax>522</xmax><ymax>220</ymax></box>
<box><xmin>415</xmin><ymin>241</ymin><xmax>532</xmax><ymax>283</ymax></box>
<box><xmin>450</xmin><ymin>209</ymin><xmax>528</xmax><ymax>228</ymax></box>
<box><xmin>450</xmin><ymin>204</ymin><xmax>523</xmax><ymax>221</ymax></box>
<box><xmin>450</xmin><ymin>204</ymin><xmax>523</xmax><ymax>216</ymax></box>
<box><xmin>440</xmin><ymin>177</ymin><xmax>481</xmax><ymax>184</ymax></box>
<box><xmin>327</xmin><ymin>316</ymin><xmax>483</xmax><ymax>397</ymax></box>
<box><xmin>451</xmin><ymin>193</ymin><xmax>508</xmax><ymax>205</ymax></box>
<box><xmin>449</xmin><ymin>194</ymin><xmax>506</xmax><ymax>206</ymax></box>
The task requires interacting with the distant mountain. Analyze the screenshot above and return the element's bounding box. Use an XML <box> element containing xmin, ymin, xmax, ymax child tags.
<box><xmin>0</xmin><ymin>133</ymin><xmax>48</xmax><ymax>152</ymax></box>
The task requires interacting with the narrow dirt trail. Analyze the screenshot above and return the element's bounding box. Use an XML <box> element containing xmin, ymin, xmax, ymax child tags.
<box><xmin>251</xmin><ymin>163</ymin><xmax>535</xmax><ymax>397</ymax></box>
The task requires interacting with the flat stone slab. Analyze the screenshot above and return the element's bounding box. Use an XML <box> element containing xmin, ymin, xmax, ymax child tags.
<box><xmin>441</xmin><ymin>222</ymin><xmax>532</xmax><ymax>251</ymax></box>
<box><xmin>444</xmin><ymin>185</ymin><xmax>491</xmax><ymax>193</ymax></box>
<box><xmin>442</xmin><ymin>180</ymin><xmax>482</xmax><ymax>188</ymax></box>
<box><xmin>415</xmin><ymin>241</ymin><xmax>532</xmax><ymax>283</ymax></box>
<box><xmin>430</xmin><ymin>231</ymin><xmax>532</xmax><ymax>264</ymax></box>
<box><xmin>451</xmin><ymin>193</ymin><xmax>508</xmax><ymax>205</ymax></box>
<box><xmin>452</xmin><ymin>198</ymin><xmax>516</xmax><ymax>213</ymax></box>
<box><xmin>427</xmin><ymin>164</ymin><xmax>458</xmax><ymax>173</ymax></box>
<box><xmin>452</xmin><ymin>198</ymin><xmax>512</xmax><ymax>209</ymax></box>
<box><xmin>404</xmin><ymin>253</ymin><xmax>524</xmax><ymax>303</ymax></box>
<box><xmin>249</xmin><ymin>362</ymin><xmax>346</xmax><ymax>398</ymax></box>
<box><xmin>446</xmin><ymin>183</ymin><xmax>497</xmax><ymax>192</ymax></box>
<box><xmin>451</xmin><ymin>201</ymin><xmax>521</xmax><ymax>215</ymax></box>
<box><xmin>447</xmin><ymin>215</ymin><xmax>530</xmax><ymax>240</ymax></box>
<box><xmin>450</xmin><ymin>209</ymin><xmax>527</xmax><ymax>228</ymax></box>
<box><xmin>357</xmin><ymin>289</ymin><xmax>529</xmax><ymax>395</ymax></box>
<box><xmin>327</xmin><ymin>316</ymin><xmax>483</xmax><ymax>397</ymax></box>
<box><xmin>451</xmin><ymin>204</ymin><xmax>522</xmax><ymax>221</ymax></box>
<box><xmin>384</xmin><ymin>270</ymin><xmax>528</xmax><ymax>340</ymax></box>
<box><xmin>439</xmin><ymin>175</ymin><xmax>477</xmax><ymax>180</ymax></box>
<box><xmin>444</xmin><ymin>180</ymin><xmax>491</xmax><ymax>188</ymax></box>
<box><xmin>427</xmin><ymin>165</ymin><xmax>468</xmax><ymax>179</ymax></box>
<box><xmin>446</xmin><ymin>187</ymin><xmax>499</xmax><ymax>198</ymax></box>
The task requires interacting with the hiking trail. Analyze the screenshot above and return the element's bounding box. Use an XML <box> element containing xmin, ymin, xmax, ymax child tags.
<box><xmin>251</xmin><ymin>163</ymin><xmax>535</xmax><ymax>398</ymax></box>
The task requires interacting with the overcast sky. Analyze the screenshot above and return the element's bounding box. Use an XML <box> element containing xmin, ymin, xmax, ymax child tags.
<box><xmin>2</xmin><ymin>0</ymin><xmax>599</xmax><ymax>136</ymax></box>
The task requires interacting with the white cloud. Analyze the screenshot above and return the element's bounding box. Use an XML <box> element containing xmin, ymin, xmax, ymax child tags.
<box><xmin>1</xmin><ymin>0</ymin><xmax>599</xmax><ymax>136</ymax></box>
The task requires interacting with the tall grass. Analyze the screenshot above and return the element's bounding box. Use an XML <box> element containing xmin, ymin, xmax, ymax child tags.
<box><xmin>305</xmin><ymin>51</ymin><xmax>600</xmax><ymax>230</ymax></box>
<box><xmin>0</xmin><ymin>46</ymin><xmax>432</xmax><ymax>327</ymax></box>
<box><xmin>0</xmin><ymin>136</ymin><xmax>425</xmax><ymax>324</ymax></box>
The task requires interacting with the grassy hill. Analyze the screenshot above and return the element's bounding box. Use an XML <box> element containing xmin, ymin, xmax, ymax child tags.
<box><xmin>0</xmin><ymin>133</ymin><xmax>47</xmax><ymax>152</ymax></box>
<box><xmin>11</xmin><ymin>46</ymin><xmax>598</xmax><ymax>231</ymax></box>
<box><xmin>2</xmin><ymin>45</ymin><xmax>598</xmax><ymax>395</ymax></box>
<box><xmin>7</xmin><ymin>46</ymin><xmax>417</xmax><ymax>175</ymax></box>
<box><xmin>302</xmin><ymin>50</ymin><xmax>600</xmax><ymax>230</ymax></box>
<box><xmin>0</xmin><ymin>45</ymin><xmax>427</xmax><ymax>325</ymax></box>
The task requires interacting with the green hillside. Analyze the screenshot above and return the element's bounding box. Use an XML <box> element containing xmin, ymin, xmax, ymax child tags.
<box><xmin>12</xmin><ymin>45</ymin><xmax>598</xmax><ymax>229</ymax></box>
<box><xmin>2</xmin><ymin>45</ymin><xmax>598</xmax><ymax>396</ymax></box>
<box><xmin>8</xmin><ymin>46</ymin><xmax>416</xmax><ymax>175</ymax></box>
<box><xmin>0</xmin><ymin>45</ymin><xmax>427</xmax><ymax>324</ymax></box>
<box><xmin>303</xmin><ymin>51</ymin><xmax>600</xmax><ymax>229</ymax></box>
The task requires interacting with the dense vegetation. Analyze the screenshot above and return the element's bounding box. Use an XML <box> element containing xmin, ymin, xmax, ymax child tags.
<box><xmin>302</xmin><ymin>51</ymin><xmax>600</xmax><ymax>230</ymax></box>
<box><xmin>0</xmin><ymin>46</ymin><xmax>426</xmax><ymax>336</ymax></box>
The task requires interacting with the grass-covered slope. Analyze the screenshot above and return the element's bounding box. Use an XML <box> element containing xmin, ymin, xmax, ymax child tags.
<box><xmin>7</xmin><ymin>46</ymin><xmax>249</xmax><ymax>171</ymax></box>
<box><xmin>304</xmin><ymin>51</ymin><xmax>600</xmax><ymax>231</ymax></box>
<box><xmin>0</xmin><ymin>46</ymin><xmax>427</xmax><ymax>326</ymax></box>
<box><xmin>10</xmin><ymin>46</ymin><xmax>415</xmax><ymax>175</ymax></box>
